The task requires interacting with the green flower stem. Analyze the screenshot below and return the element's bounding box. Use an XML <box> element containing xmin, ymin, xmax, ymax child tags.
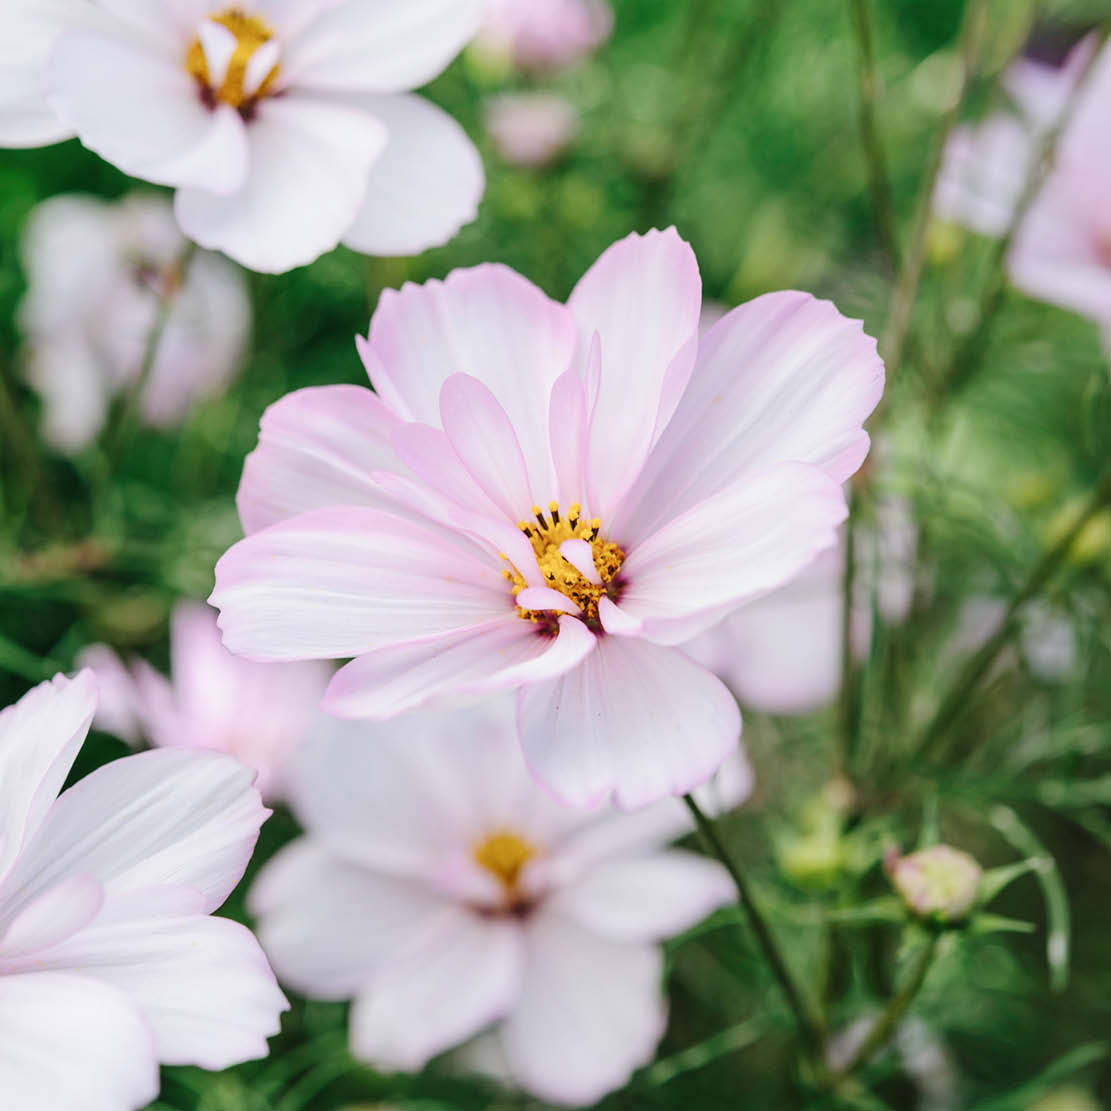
<box><xmin>682</xmin><ymin>794</ymin><xmax>826</xmax><ymax>1061</ymax></box>
<box><xmin>643</xmin><ymin>1018</ymin><xmax>765</xmax><ymax>1087</ymax></box>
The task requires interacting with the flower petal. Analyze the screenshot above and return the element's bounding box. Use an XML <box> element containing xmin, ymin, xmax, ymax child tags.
<box><xmin>323</xmin><ymin>615</ymin><xmax>594</xmax><ymax>719</ymax></box>
<box><xmin>546</xmin><ymin>850</ymin><xmax>733</xmax><ymax>943</ymax></box>
<box><xmin>175</xmin><ymin>94</ymin><xmax>387</xmax><ymax>273</ymax></box>
<box><xmin>498</xmin><ymin>908</ymin><xmax>666</xmax><ymax>1106</ymax></box>
<box><xmin>567</xmin><ymin>228</ymin><xmax>702</xmax><ymax>519</ymax></box>
<box><xmin>341</xmin><ymin>93</ymin><xmax>484</xmax><ymax>257</ymax></box>
<box><xmin>282</xmin><ymin>0</ymin><xmax>482</xmax><ymax>93</ymax></box>
<box><xmin>1</xmin><ymin>749</ymin><xmax>266</xmax><ymax>920</ymax></box>
<box><xmin>517</xmin><ymin>636</ymin><xmax>740</xmax><ymax>809</ymax></box>
<box><xmin>0</xmin><ymin>971</ymin><xmax>158</xmax><ymax>1111</ymax></box>
<box><xmin>211</xmin><ymin>507</ymin><xmax>509</xmax><ymax>661</ymax></box>
<box><xmin>361</xmin><ymin>262</ymin><xmax>575</xmax><ymax>496</ymax></box>
<box><xmin>616</xmin><ymin>291</ymin><xmax>884</xmax><ymax>543</ymax></box>
<box><xmin>0</xmin><ymin>874</ymin><xmax>104</xmax><ymax>960</ymax></box>
<box><xmin>0</xmin><ymin>671</ymin><xmax>96</xmax><ymax>884</ymax></box>
<box><xmin>351</xmin><ymin>907</ymin><xmax>522</xmax><ymax>1071</ymax></box>
<box><xmin>34</xmin><ymin>914</ymin><xmax>286</xmax><ymax>1069</ymax></box>
<box><xmin>237</xmin><ymin>385</ymin><xmax>406</xmax><ymax>534</ymax></box>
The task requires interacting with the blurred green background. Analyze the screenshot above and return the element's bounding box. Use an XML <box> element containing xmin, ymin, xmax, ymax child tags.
<box><xmin>2</xmin><ymin>0</ymin><xmax>1111</xmax><ymax>1108</ymax></box>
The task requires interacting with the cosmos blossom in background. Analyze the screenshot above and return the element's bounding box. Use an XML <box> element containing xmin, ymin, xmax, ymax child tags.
<box><xmin>684</xmin><ymin>490</ymin><xmax>916</xmax><ymax>714</ymax></box>
<box><xmin>18</xmin><ymin>192</ymin><xmax>249</xmax><ymax>452</ymax></box>
<box><xmin>79</xmin><ymin>602</ymin><xmax>331</xmax><ymax>801</ymax></box>
<box><xmin>0</xmin><ymin>672</ymin><xmax>287</xmax><ymax>1111</ymax></box>
<box><xmin>0</xmin><ymin>0</ymin><xmax>485</xmax><ymax>272</ymax></box>
<box><xmin>211</xmin><ymin>228</ymin><xmax>884</xmax><ymax>809</ymax></box>
<box><xmin>484</xmin><ymin>92</ymin><xmax>579</xmax><ymax>168</ymax></box>
<box><xmin>250</xmin><ymin>695</ymin><xmax>751</xmax><ymax>1106</ymax></box>
<box><xmin>473</xmin><ymin>0</ymin><xmax>613</xmax><ymax>73</ymax></box>
<box><xmin>935</xmin><ymin>35</ymin><xmax>1111</xmax><ymax>340</ymax></box>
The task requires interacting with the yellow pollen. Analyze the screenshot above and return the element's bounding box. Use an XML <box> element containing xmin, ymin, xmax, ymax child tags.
<box><xmin>185</xmin><ymin>9</ymin><xmax>280</xmax><ymax>110</ymax></box>
<box><xmin>504</xmin><ymin>500</ymin><xmax>625</xmax><ymax>624</ymax></box>
<box><xmin>473</xmin><ymin>831</ymin><xmax>535</xmax><ymax>892</ymax></box>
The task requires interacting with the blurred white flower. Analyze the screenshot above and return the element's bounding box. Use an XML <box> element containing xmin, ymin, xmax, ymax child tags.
<box><xmin>485</xmin><ymin>92</ymin><xmax>578</xmax><ymax>167</ymax></box>
<box><xmin>475</xmin><ymin>0</ymin><xmax>612</xmax><ymax>73</ymax></box>
<box><xmin>78</xmin><ymin>601</ymin><xmax>330</xmax><ymax>801</ymax></box>
<box><xmin>0</xmin><ymin>671</ymin><xmax>286</xmax><ymax>1110</ymax></box>
<box><xmin>251</xmin><ymin>696</ymin><xmax>752</xmax><ymax>1106</ymax></box>
<box><xmin>0</xmin><ymin>1</ymin><xmax>485</xmax><ymax>272</ymax></box>
<box><xmin>19</xmin><ymin>192</ymin><xmax>250</xmax><ymax>452</ymax></box>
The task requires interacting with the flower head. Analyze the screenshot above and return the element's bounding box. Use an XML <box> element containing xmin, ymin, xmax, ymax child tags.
<box><xmin>18</xmin><ymin>192</ymin><xmax>249</xmax><ymax>451</ymax></box>
<box><xmin>474</xmin><ymin>0</ymin><xmax>613</xmax><ymax>73</ymax></box>
<box><xmin>250</xmin><ymin>696</ymin><xmax>751</xmax><ymax>1106</ymax></box>
<box><xmin>212</xmin><ymin>228</ymin><xmax>884</xmax><ymax>808</ymax></box>
<box><xmin>79</xmin><ymin>601</ymin><xmax>330</xmax><ymax>800</ymax></box>
<box><xmin>0</xmin><ymin>671</ymin><xmax>287</xmax><ymax>1110</ymax></box>
<box><xmin>1</xmin><ymin>0</ymin><xmax>485</xmax><ymax>272</ymax></box>
<box><xmin>888</xmin><ymin>844</ymin><xmax>983</xmax><ymax>922</ymax></box>
<box><xmin>485</xmin><ymin>92</ymin><xmax>579</xmax><ymax>167</ymax></box>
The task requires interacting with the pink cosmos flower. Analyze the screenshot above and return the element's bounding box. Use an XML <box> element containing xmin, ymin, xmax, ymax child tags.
<box><xmin>684</xmin><ymin>492</ymin><xmax>915</xmax><ymax>714</ymax></box>
<box><xmin>250</xmin><ymin>695</ymin><xmax>751</xmax><ymax>1106</ymax></box>
<box><xmin>0</xmin><ymin>671</ymin><xmax>287</xmax><ymax>1110</ymax></box>
<box><xmin>474</xmin><ymin>0</ymin><xmax>612</xmax><ymax>74</ymax></box>
<box><xmin>18</xmin><ymin>192</ymin><xmax>250</xmax><ymax>452</ymax></box>
<box><xmin>211</xmin><ymin>228</ymin><xmax>884</xmax><ymax>809</ymax></box>
<box><xmin>78</xmin><ymin>601</ymin><xmax>330</xmax><ymax>800</ymax></box>
<box><xmin>0</xmin><ymin>0</ymin><xmax>485</xmax><ymax>273</ymax></box>
<box><xmin>936</xmin><ymin>36</ymin><xmax>1111</xmax><ymax>332</ymax></box>
<box><xmin>484</xmin><ymin>91</ymin><xmax>578</xmax><ymax>168</ymax></box>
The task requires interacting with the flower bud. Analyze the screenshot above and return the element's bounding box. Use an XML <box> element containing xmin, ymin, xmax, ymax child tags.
<box><xmin>887</xmin><ymin>844</ymin><xmax>983</xmax><ymax>922</ymax></box>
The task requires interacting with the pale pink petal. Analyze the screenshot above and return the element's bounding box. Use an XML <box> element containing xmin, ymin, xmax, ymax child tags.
<box><xmin>0</xmin><ymin>972</ymin><xmax>158</xmax><ymax>1111</ymax></box>
<box><xmin>546</xmin><ymin>850</ymin><xmax>733</xmax><ymax>942</ymax></box>
<box><xmin>616</xmin><ymin>292</ymin><xmax>883</xmax><ymax>543</ymax></box>
<box><xmin>498</xmin><ymin>909</ymin><xmax>666</xmax><ymax>1106</ymax></box>
<box><xmin>282</xmin><ymin>0</ymin><xmax>482</xmax><ymax>93</ymax></box>
<box><xmin>34</xmin><ymin>914</ymin><xmax>286</xmax><ymax>1068</ymax></box>
<box><xmin>251</xmin><ymin>841</ymin><xmax>453</xmax><ymax>998</ymax></box>
<box><xmin>618</xmin><ymin>463</ymin><xmax>847</xmax><ymax>632</ymax></box>
<box><xmin>598</xmin><ymin>596</ymin><xmax>642</xmax><ymax>635</ymax></box>
<box><xmin>351</xmin><ymin>907</ymin><xmax>522</xmax><ymax>1071</ymax></box>
<box><xmin>76</xmin><ymin>643</ymin><xmax>144</xmax><ymax>745</ymax></box>
<box><xmin>440</xmin><ymin>374</ymin><xmax>535</xmax><ymax>519</ymax></box>
<box><xmin>2</xmin><ymin>750</ymin><xmax>266</xmax><ymax>919</ymax></box>
<box><xmin>176</xmin><ymin>94</ymin><xmax>387</xmax><ymax>273</ymax></box>
<box><xmin>476</xmin><ymin>0</ymin><xmax>612</xmax><ymax>73</ymax></box>
<box><xmin>323</xmin><ymin>615</ymin><xmax>594</xmax><ymax>719</ymax></box>
<box><xmin>485</xmin><ymin>91</ymin><xmax>578</xmax><ymax>168</ymax></box>
<box><xmin>361</xmin><ymin>263</ymin><xmax>576</xmax><ymax>494</ymax></box>
<box><xmin>548</xmin><ymin>367</ymin><xmax>589</xmax><ymax>507</ymax></box>
<box><xmin>567</xmin><ymin>228</ymin><xmax>702</xmax><ymax>518</ymax></box>
<box><xmin>212</xmin><ymin>507</ymin><xmax>510</xmax><ymax>661</ymax></box>
<box><xmin>0</xmin><ymin>671</ymin><xmax>96</xmax><ymax>882</ymax></box>
<box><xmin>0</xmin><ymin>874</ymin><xmax>103</xmax><ymax>959</ymax></box>
<box><xmin>45</xmin><ymin>29</ymin><xmax>249</xmax><ymax>193</ymax></box>
<box><xmin>517</xmin><ymin>636</ymin><xmax>740</xmax><ymax>809</ymax></box>
<box><xmin>515</xmin><ymin>587</ymin><xmax>581</xmax><ymax>615</ymax></box>
<box><xmin>341</xmin><ymin>93</ymin><xmax>484</xmax><ymax>257</ymax></box>
<box><xmin>238</xmin><ymin>385</ymin><xmax>407</xmax><ymax>534</ymax></box>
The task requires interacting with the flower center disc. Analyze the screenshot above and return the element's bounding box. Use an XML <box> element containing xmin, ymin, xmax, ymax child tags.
<box><xmin>186</xmin><ymin>8</ymin><xmax>280</xmax><ymax>110</ymax></box>
<box><xmin>473</xmin><ymin>831</ymin><xmax>536</xmax><ymax>893</ymax></box>
<box><xmin>505</xmin><ymin>502</ymin><xmax>625</xmax><ymax>623</ymax></box>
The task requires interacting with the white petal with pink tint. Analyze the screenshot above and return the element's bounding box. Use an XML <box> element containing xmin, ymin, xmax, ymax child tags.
<box><xmin>518</xmin><ymin>636</ymin><xmax>740</xmax><ymax>809</ymax></box>
<box><xmin>0</xmin><ymin>971</ymin><xmax>158</xmax><ymax>1111</ymax></box>
<box><xmin>617</xmin><ymin>292</ymin><xmax>883</xmax><ymax>542</ymax></box>
<box><xmin>567</xmin><ymin>228</ymin><xmax>702</xmax><ymax>517</ymax></box>
<box><xmin>499</xmin><ymin>910</ymin><xmax>666</xmax><ymax>1107</ymax></box>
<box><xmin>342</xmin><ymin>93</ymin><xmax>484</xmax><ymax>257</ymax></box>
<box><xmin>176</xmin><ymin>94</ymin><xmax>386</xmax><ymax>273</ymax></box>
<box><xmin>237</xmin><ymin>386</ymin><xmax>406</xmax><ymax>534</ymax></box>
<box><xmin>351</xmin><ymin>909</ymin><xmax>523</xmax><ymax>1070</ymax></box>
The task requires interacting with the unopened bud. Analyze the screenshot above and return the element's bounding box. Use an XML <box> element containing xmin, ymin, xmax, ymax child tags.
<box><xmin>887</xmin><ymin>844</ymin><xmax>982</xmax><ymax>922</ymax></box>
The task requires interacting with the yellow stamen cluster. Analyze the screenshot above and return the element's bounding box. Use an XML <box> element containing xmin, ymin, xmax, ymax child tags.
<box><xmin>503</xmin><ymin>501</ymin><xmax>625</xmax><ymax>624</ymax></box>
<box><xmin>473</xmin><ymin>831</ymin><xmax>536</xmax><ymax>894</ymax></box>
<box><xmin>185</xmin><ymin>9</ymin><xmax>280</xmax><ymax>110</ymax></box>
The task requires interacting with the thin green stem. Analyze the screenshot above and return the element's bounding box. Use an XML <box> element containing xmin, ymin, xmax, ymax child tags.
<box><xmin>642</xmin><ymin>1018</ymin><xmax>765</xmax><ymax>1087</ymax></box>
<box><xmin>682</xmin><ymin>794</ymin><xmax>826</xmax><ymax>1060</ymax></box>
<box><xmin>879</xmin><ymin>0</ymin><xmax>989</xmax><ymax>371</ymax></box>
<box><xmin>913</xmin><ymin>469</ymin><xmax>1111</xmax><ymax>768</ymax></box>
<box><xmin>847</xmin><ymin>0</ymin><xmax>898</xmax><ymax>269</ymax></box>
<box><xmin>830</xmin><ymin>934</ymin><xmax>940</xmax><ymax>1085</ymax></box>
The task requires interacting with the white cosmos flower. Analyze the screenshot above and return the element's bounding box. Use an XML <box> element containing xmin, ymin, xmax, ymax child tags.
<box><xmin>250</xmin><ymin>695</ymin><xmax>752</xmax><ymax>1106</ymax></box>
<box><xmin>0</xmin><ymin>671</ymin><xmax>287</xmax><ymax>1110</ymax></box>
<box><xmin>1</xmin><ymin>0</ymin><xmax>485</xmax><ymax>273</ymax></box>
<box><xmin>18</xmin><ymin>191</ymin><xmax>250</xmax><ymax>451</ymax></box>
